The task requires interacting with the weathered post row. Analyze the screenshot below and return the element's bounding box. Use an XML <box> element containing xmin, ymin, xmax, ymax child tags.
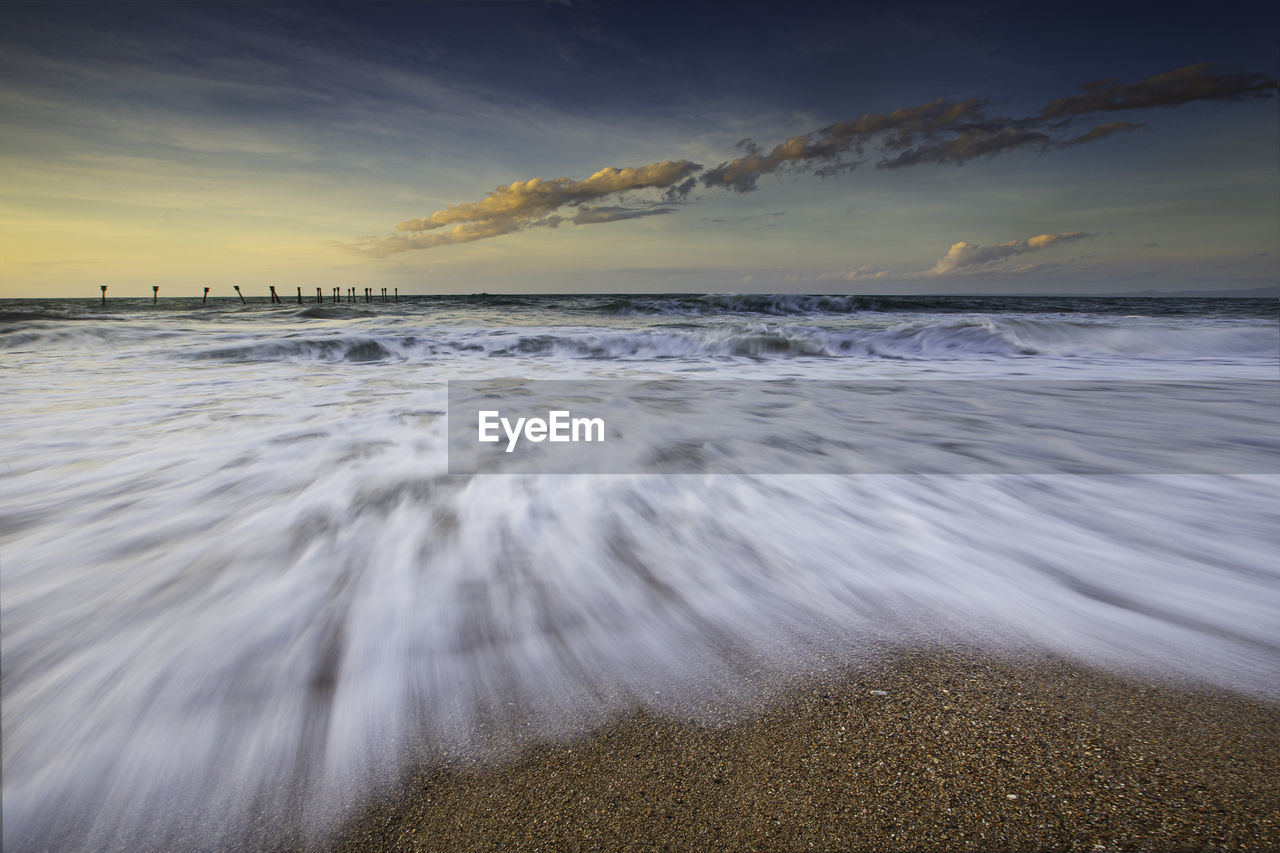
<box><xmin>95</xmin><ymin>285</ymin><xmax>401</xmax><ymax>304</ymax></box>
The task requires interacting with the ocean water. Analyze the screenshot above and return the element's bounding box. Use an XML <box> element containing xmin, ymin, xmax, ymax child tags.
<box><xmin>2</xmin><ymin>293</ymin><xmax>1278</xmax><ymax>850</ymax></box>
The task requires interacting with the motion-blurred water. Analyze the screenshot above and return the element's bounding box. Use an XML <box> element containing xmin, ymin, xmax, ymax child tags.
<box><xmin>2</xmin><ymin>294</ymin><xmax>1278</xmax><ymax>850</ymax></box>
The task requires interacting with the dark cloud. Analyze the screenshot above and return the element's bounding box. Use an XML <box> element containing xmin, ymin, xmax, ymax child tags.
<box><xmin>879</xmin><ymin>120</ymin><xmax>1144</xmax><ymax>168</ymax></box>
<box><xmin>877</xmin><ymin>127</ymin><xmax>1051</xmax><ymax>169</ymax></box>
<box><xmin>700</xmin><ymin>134</ymin><xmax>848</xmax><ymax>193</ymax></box>
<box><xmin>663</xmin><ymin>176</ymin><xmax>698</xmax><ymax>201</ymax></box>
<box><xmin>721</xmin><ymin>65</ymin><xmax>1272</xmax><ymax>184</ymax></box>
<box><xmin>570</xmin><ymin>206</ymin><xmax>675</xmax><ymax>225</ymax></box>
<box><xmin>820</xmin><ymin>98</ymin><xmax>989</xmax><ymax>148</ymax></box>
<box><xmin>1061</xmin><ymin>121</ymin><xmax>1145</xmax><ymax>146</ymax></box>
<box><xmin>701</xmin><ymin>98</ymin><xmax>988</xmax><ymax>192</ymax></box>
<box><xmin>1040</xmin><ymin>64</ymin><xmax>1279</xmax><ymax>119</ymax></box>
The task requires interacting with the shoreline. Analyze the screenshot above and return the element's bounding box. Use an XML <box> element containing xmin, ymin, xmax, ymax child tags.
<box><xmin>317</xmin><ymin>648</ymin><xmax>1279</xmax><ymax>852</ymax></box>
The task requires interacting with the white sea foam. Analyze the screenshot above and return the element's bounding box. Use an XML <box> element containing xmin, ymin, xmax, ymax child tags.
<box><xmin>2</xmin><ymin>296</ymin><xmax>1277</xmax><ymax>850</ymax></box>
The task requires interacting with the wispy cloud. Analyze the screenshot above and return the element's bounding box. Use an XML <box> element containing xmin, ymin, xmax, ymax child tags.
<box><xmin>1060</xmin><ymin>121</ymin><xmax>1146</xmax><ymax>146</ymax></box>
<box><xmin>787</xmin><ymin>233</ymin><xmax>1097</xmax><ymax>283</ymax></box>
<box><xmin>342</xmin><ymin>161</ymin><xmax>698</xmax><ymax>257</ymax></box>
<box><xmin>701</xmin><ymin>99</ymin><xmax>986</xmax><ymax>191</ymax></box>
<box><xmin>877</xmin><ymin>121</ymin><xmax>1147</xmax><ymax>169</ymax></box>
<box><xmin>351</xmin><ymin>64</ymin><xmax>1274</xmax><ymax>256</ymax></box>
<box><xmin>877</xmin><ymin>127</ymin><xmax>1052</xmax><ymax>169</ymax></box>
<box><xmin>929</xmin><ymin>232</ymin><xmax>1095</xmax><ymax>275</ymax></box>
<box><xmin>394</xmin><ymin>162</ymin><xmax>698</xmax><ymax>231</ymax></box>
<box><xmin>570</xmin><ymin>205</ymin><xmax>676</xmax><ymax>225</ymax></box>
<box><xmin>783</xmin><ymin>267</ymin><xmax>893</xmax><ymax>284</ymax></box>
<box><xmin>812</xmin><ymin>266</ymin><xmax>895</xmax><ymax>281</ymax></box>
<box><xmin>1040</xmin><ymin>64</ymin><xmax>1279</xmax><ymax>118</ymax></box>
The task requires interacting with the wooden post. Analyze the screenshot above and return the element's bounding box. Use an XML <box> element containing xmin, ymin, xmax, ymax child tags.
<box><xmin>316</xmin><ymin>287</ymin><xmax>323</xmax><ymax>303</ymax></box>
<box><xmin>100</xmin><ymin>284</ymin><xmax>107</xmax><ymax>305</ymax></box>
<box><xmin>233</xmin><ymin>285</ymin><xmax>245</xmax><ymax>304</ymax></box>
<box><xmin>297</xmin><ymin>286</ymin><xmax>302</xmax><ymax>304</ymax></box>
<box><xmin>202</xmin><ymin>287</ymin><xmax>210</xmax><ymax>304</ymax></box>
<box><xmin>152</xmin><ymin>285</ymin><xmax>159</xmax><ymax>304</ymax></box>
<box><xmin>394</xmin><ymin>287</ymin><xmax>399</xmax><ymax>303</ymax></box>
<box><xmin>269</xmin><ymin>285</ymin><xmax>280</xmax><ymax>304</ymax></box>
<box><xmin>332</xmin><ymin>287</ymin><xmax>339</xmax><ymax>303</ymax></box>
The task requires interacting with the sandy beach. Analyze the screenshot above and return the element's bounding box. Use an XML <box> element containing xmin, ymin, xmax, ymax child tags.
<box><xmin>322</xmin><ymin>648</ymin><xmax>1279</xmax><ymax>852</ymax></box>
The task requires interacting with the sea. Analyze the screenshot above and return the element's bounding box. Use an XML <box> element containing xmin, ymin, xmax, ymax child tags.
<box><xmin>2</xmin><ymin>293</ymin><xmax>1278</xmax><ymax>850</ymax></box>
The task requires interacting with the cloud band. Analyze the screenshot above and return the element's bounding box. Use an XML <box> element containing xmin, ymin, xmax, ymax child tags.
<box><xmin>346</xmin><ymin>64</ymin><xmax>1274</xmax><ymax>256</ymax></box>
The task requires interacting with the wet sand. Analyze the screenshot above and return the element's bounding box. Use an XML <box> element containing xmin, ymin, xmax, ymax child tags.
<box><xmin>321</xmin><ymin>649</ymin><xmax>1279</xmax><ymax>852</ymax></box>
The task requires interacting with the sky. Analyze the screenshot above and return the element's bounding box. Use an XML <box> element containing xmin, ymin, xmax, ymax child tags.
<box><xmin>1</xmin><ymin>0</ymin><xmax>1277</xmax><ymax>296</ymax></box>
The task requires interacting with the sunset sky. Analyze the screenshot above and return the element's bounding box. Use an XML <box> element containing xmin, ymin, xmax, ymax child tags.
<box><xmin>1</xmin><ymin>0</ymin><xmax>1276</xmax><ymax>297</ymax></box>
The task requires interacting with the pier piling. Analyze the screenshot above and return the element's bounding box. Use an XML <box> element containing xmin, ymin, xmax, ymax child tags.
<box><xmin>202</xmin><ymin>287</ymin><xmax>210</xmax><ymax>304</ymax></box>
<box><xmin>100</xmin><ymin>285</ymin><xmax>107</xmax><ymax>306</ymax></box>
<box><xmin>233</xmin><ymin>285</ymin><xmax>245</xmax><ymax>304</ymax></box>
<box><xmin>269</xmin><ymin>286</ymin><xmax>280</xmax><ymax>304</ymax></box>
<box><xmin>297</xmin><ymin>287</ymin><xmax>303</xmax><ymax>304</ymax></box>
<box><xmin>394</xmin><ymin>287</ymin><xmax>399</xmax><ymax>303</ymax></box>
<box><xmin>153</xmin><ymin>285</ymin><xmax>159</xmax><ymax>304</ymax></box>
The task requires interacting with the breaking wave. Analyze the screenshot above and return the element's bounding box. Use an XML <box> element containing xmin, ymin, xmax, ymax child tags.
<box><xmin>580</xmin><ymin>293</ymin><xmax>1278</xmax><ymax>318</ymax></box>
<box><xmin>175</xmin><ymin>318</ymin><xmax>1277</xmax><ymax>364</ymax></box>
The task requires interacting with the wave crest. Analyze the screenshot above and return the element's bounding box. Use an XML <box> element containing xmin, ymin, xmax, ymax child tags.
<box><xmin>179</xmin><ymin>318</ymin><xmax>1277</xmax><ymax>364</ymax></box>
